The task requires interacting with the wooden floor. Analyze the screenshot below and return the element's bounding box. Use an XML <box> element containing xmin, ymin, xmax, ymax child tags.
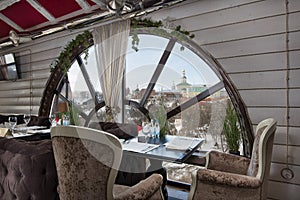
<box><xmin>167</xmin><ymin>185</ymin><xmax>189</xmax><ymax>200</ymax></box>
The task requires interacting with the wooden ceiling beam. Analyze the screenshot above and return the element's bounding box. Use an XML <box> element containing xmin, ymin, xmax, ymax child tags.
<box><xmin>75</xmin><ymin>0</ymin><xmax>91</xmax><ymax>10</ymax></box>
<box><xmin>26</xmin><ymin>0</ymin><xmax>56</xmax><ymax>22</ymax></box>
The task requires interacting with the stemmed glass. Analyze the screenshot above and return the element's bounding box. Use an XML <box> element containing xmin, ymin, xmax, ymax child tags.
<box><xmin>8</xmin><ymin>116</ymin><xmax>17</xmax><ymax>135</ymax></box>
<box><xmin>23</xmin><ymin>114</ymin><xmax>31</xmax><ymax>126</ymax></box>
<box><xmin>23</xmin><ymin>114</ymin><xmax>31</xmax><ymax>134</ymax></box>
<box><xmin>50</xmin><ymin>114</ymin><xmax>58</xmax><ymax>126</ymax></box>
<box><xmin>174</xmin><ymin>119</ymin><xmax>182</xmax><ymax>134</ymax></box>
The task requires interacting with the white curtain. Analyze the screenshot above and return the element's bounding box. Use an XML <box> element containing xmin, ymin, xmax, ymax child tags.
<box><xmin>93</xmin><ymin>19</ymin><xmax>130</xmax><ymax>120</ymax></box>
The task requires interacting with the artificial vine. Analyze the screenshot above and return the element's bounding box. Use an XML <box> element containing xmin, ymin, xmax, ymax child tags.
<box><xmin>50</xmin><ymin>18</ymin><xmax>195</xmax><ymax>72</ymax></box>
<box><xmin>50</xmin><ymin>30</ymin><xmax>92</xmax><ymax>73</ymax></box>
<box><xmin>130</xmin><ymin>18</ymin><xmax>195</xmax><ymax>51</ymax></box>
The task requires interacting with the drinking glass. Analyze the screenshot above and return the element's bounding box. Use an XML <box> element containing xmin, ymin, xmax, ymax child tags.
<box><xmin>8</xmin><ymin>116</ymin><xmax>17</xmax><ymax>134</ymax></box>
<box><xmin>50</xmin><ymin>114</ymin><xmax>58</xmax><ymax>126</ymax></box>
<box><xmin>142</xmin><ymin>121</ymin><xmax>150</xmax><ymax>139</ymax></box>
<box><xmin>174</xmin><ymin>119</ymin><xmax>182</xmax><ymax>134</ymax></box>
<box><xmin>23</xmin><ymin>114</ymin><xmax>31</xmax><ymax>126</ymax></box>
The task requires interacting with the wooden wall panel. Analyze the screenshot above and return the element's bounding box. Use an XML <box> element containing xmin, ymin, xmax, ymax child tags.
<box><xmin>270</xmin><ymin>163</ymin><xmax>300</xmax><ymax>185</ymax></box>
<box><xmin>0</xmin><ymin>34</ymin><xmax>77</xmax><ymax>114</ymax></box>
<box><xmin>229</xmin><ymin>71</ymin><xmax>286</xmax><ymax>90</ymax></box>
<box><xmin>289</xmin><ymin>69</ymin><xmax>300</xmax><ymax>88</ymax></box>
<box><xmin>13</xmin><ymin>30</ymin><xmax>78</xmax><ymax>55</ymax></box>
<box><xmin>290</xmin><ymin>108</ymin><xmax>300</xmax><ymax>127</ymax></box>
<box><xmin>174</xmin><ymin>0</ymin><xmax>284</xmax><ymax>32</ymax></box>
<box><xmin>203</xmin><ymin>34</ymin><xmax>285</xmax><ymax>59</ymax></box>
<box><xmin>19</xmin><ymin>59</ymin><xmax>55</xmax><ymax>72</ymax></box>
<box><xmin>268</xmin><ymin>181</ymin><xmax>300</xmax><ymax>200</ymax></box>
<box><xmin>219</xmin><ymin>52</ymin><xmax>286</xmax><ymax>73</ymax></box>
<box><xmin>272</xmin><ymin>145</ymin><xmax>300</xmax><ymax>165</ymax></box>
<box><xmin>289</xmin><ymin>0</ymin><xmax>300</xmax><ymax>12</ymax></box>
<box><xmin>290</xmin><ymin>12</ymin><xmax>300</xmax><ymax>31</ymax></box>
<box><xmin>274</xmin><ymin>127</ymin><xmax>300</xmax><ymax>145</ymax></box>
<box><xmin>149</xmin><ymin>0</ymin><xmax>261</xmax><ymax>22</ymax></box>
<box><xmin>21</xmin><ymin>70</ymin><xmax>50</xmax><ymax>80</ymax></box>
<box><xmin>289</xmin><ymin>31</ymin><xmax>300</xmax><ymax>50</ymax></box>
<box><xmin>289</xmin><ymin>89</ymin><xmax>300</xmax><ymax>106</ymax></box>
<box><xmin>0</xmin><ymin>89</ymin><xmax>43</xmax><ymax>98</ymax></box>
<box><xmin>0</xmin><ymin>106</ymin><xmax>39</xmax><ymax>115</ymax></box>
<box><xmin>0</xmin><ymin>79</ymin><xmax>46</xmax><ymax>90</ymax></box>
<box><xmin>239</xmin><ymin>89</ymin><xmax>286</xmax><ymax>107</ymax></box>
<box><xmin>289</xmin><ymin>50</ymin><xmax>300</xmax><ymax>69</ymax></box>
<box><xmin>193</xmin><ymin>14</ymin><xmax>285</xmax><ymax>45</ymax></box>
<box><xmin>248</xmin><ymin>107</ymin><xmax>286</xmax><ymax>125</ymax></box>
<box><xmin>0</xmin><ymin>97</ymin><xmax>40</xmax><ymax>106</ymax></box>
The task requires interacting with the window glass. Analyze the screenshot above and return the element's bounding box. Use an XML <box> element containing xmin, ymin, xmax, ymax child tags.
<box><xmin>80</xmin><ymin>47</ymin><xmax>102</xmax><ymax>93</ymax></box>
<box><xmin>51</xmin><ymin>31</ymin><xmax>242</xmax><ymax>185</ymax></box>
<box><xmin>125</xmin><ymin>34</ymin><xmax>169</xmax><ymax>103</ymax></box>
<box><xmin>67</xmin><ymin>61</ymin><xmax>93</xmax><ymax>118</ymax></box>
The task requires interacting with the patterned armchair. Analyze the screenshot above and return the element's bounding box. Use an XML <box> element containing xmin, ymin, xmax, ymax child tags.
<box><xmin>51</xmin><ymin>126</ymin><xmax>163</xmax><ymax>200</ymax></box>
<box><xmin>188</xmin><ymin>118</ymin><xmax>277</xmax><ymax>200</ymax></box>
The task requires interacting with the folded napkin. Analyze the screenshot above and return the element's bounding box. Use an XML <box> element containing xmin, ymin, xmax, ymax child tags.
<box><xmin>0</xmin><ymin>128</ymin><xmax>11</xmax><ymax>137</ymax></box>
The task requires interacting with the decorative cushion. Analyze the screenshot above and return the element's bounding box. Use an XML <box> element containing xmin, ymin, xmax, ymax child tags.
<box><xmin>89</xmin><ymin>122</ymin><xmax>138</xmax><ymax>140</ymax></box>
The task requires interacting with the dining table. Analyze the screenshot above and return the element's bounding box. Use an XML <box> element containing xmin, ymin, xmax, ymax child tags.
<box><xmin>122</xmin><ymin>134</ymin><xmax>205</xmax><ymax>199</ymax></box>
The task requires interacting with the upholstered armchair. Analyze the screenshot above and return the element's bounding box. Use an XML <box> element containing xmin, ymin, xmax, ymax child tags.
<box><xmin>0</xmin><ymin>137</ymin><xmax>59</xmax><ymax>200</ymax></box>
<box><xmin>189</xmin><ymin>118</ymin><xmax>277</xmax><ymax>200</ymax></box>
<box><xmin>88</xmin><ymin>122</ymin><xmax>147</xmax><ymax>186</ymax></box>
<box><xmin>51</xmin><ymin>126</ymin><xmax>164</xmax><ymax>200</ymax></box>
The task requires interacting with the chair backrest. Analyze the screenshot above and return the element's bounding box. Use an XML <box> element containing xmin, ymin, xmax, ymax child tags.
<box><xmin>247</xmin><ymin>118</ymin><xmax>276</xmax><ymax>198</ymax></box>
<box><xmin>51</xmin><ymin>125</ymin><xmax>122</xmax><ymax>200</ymax></box>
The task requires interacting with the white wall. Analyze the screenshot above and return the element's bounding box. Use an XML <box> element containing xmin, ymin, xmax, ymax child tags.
<box><xmin>0</xmin><ymin>0</ymin><xmax>299</xmax><ymax>198</ymax></box>
<box><xmin>149</xmin><ymin>0</ymin><xmax>300</xmax><ymax>199</ymax></box>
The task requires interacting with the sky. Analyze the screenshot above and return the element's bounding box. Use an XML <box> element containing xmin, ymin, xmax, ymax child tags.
<box><xmin>68</xmin><ymin>34</ymin><xmax>220</xmax><ymax>94</ymax></box>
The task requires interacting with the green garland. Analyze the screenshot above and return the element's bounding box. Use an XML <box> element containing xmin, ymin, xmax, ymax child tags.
<box><xmin>50</xmin><ymin>30</ymin><xmax>92</xmax><ymax>73</ymax></box>
<box><xmin>131</xmin><ymin>18</ymin><xmax>195</xmax><ymax>51</ymax></box>
<box><xmin>50</xmin><ymin>18</ymin><xmax>195</xmax><ymax>71</ymax></box>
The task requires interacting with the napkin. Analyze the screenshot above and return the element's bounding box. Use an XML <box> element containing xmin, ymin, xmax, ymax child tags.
<box><xmin>0</xmin><ymin>128</ymin><xmax>11</xmax><ymax>137</ymax></box>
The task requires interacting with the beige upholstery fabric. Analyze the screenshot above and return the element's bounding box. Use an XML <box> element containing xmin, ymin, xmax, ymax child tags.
<box><xmin>88</xmin><ymin>122</ymin><xmax>147</xmax><ymax>186</ymax></box>
<box><xmin>189</xmin><ymin>118</ymin><xmax>276</xmax><ymax>200</ymax></box>
<box><xmin>51</xmin><ymin>126</ymin><xmax>164</xmax><ymax>200</ymax></box>
<box><xmin>114</xmin><ymin>174</ymin><xmax>163</xmax><ymax>200</ymax></box>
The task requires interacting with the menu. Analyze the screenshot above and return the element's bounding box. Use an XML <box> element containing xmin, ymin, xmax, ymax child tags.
<box><xmin>165</xmin><ymin>137</ymin><xmax>203</xmax><ymax>151</ymax></box>
<box><xmin>122</xmin><ymin>141</ymin><xmax>159</xmax><ymax>153</ymax></box>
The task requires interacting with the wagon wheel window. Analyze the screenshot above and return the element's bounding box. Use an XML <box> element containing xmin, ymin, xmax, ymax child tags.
<box><xmin>39</xmin><ymin>28</ymin><xmax>253</xmax><ymax>157</ymax></box>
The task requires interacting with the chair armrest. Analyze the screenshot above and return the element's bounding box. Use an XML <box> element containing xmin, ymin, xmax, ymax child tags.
<box><xmin>206</xmin><ymin>150</ymin><xmax>250</xmax><ymax>174</ymax></box>
<box><xmin>114</xmin><ymin>174</ymin><xmax>163</xmax><ymax>200</ymax></box>
<box><xmin>197</xmin><ymin>168</ymin><xmax>261</xmax><ymax>188</ymax></box>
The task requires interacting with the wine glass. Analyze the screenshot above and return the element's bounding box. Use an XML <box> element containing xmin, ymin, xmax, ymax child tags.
<box><xmin>50</xmin><ymin>114</ymin><xmax>58</xmax><ymax>126</ymax></box>
<box><xmin>174</xmin><ymin>119</ymin><xmax>182</xmax><ymax>134</ymax></box>
<box><xmin>8</xmin><ymin>116</ymin><xmax>17</xmax><ymax>135</ymax></box>
<box><xmin>23</xmin><ymin>114</ymin><xmax>31</xmax><ymax>126</ymax></box>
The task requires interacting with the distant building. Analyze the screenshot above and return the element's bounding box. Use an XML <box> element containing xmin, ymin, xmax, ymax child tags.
<box><xmin>176</xmin><ymin>70</ymin><xmax>191</xmax><ymax>96</ymax></box>
<box><xmin>187</xmin><ymin>84</ymin><xmax>207</xmax><ymax>98</ymax></box>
